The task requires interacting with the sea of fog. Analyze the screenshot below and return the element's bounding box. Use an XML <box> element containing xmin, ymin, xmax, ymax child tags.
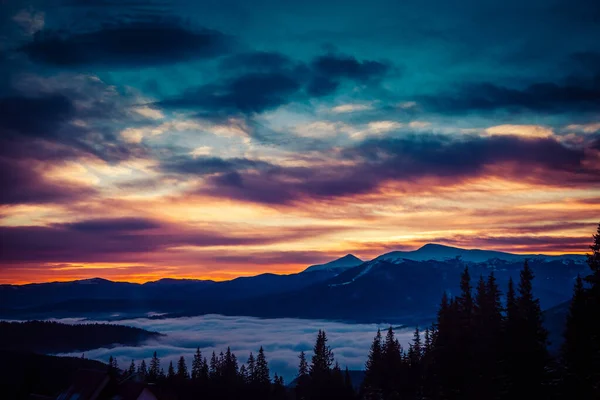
<box><xmin>55</xmin><ymin>314</ymin><xmax>415</xmax><ymax>382</ymax></box>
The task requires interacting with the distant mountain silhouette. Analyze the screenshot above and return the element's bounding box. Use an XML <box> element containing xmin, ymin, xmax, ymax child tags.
<box><xmin>0</xmin><ymin>245</ymin><xmax>586</xmax><ymax>330</ymax></box>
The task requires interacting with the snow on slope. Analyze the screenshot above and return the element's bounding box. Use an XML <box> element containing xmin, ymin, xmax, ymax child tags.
<box><xmin>376</xmin><ymin>243</ymin><xmax>585</xmax><ymax>264</ymax></box>
<box><xmin>303</xmin><ymin>254</ymin><xmax>363</xmax><ymax>273</ymax></box>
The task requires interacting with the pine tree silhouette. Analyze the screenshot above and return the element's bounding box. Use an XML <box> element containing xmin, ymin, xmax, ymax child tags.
<box><xmin>584</xmin><ymin>223</ymin><xmax>600</xmax><ymax>393</ymax></box>
<box><xmin>310</xmin><ymin>330</ymin><xmax>334</xmax><ymax>378</ymax></box>
<box><xmin>255</xmin><ymin>346</ymin><xmax>270</xmax><ymax>386</ymax></box>
<box><xmin>191</xmin><ymin>348</ymin><xmax>202</xmax><ymax>380</ymax></box>
<box><xmin>362</xmin><ymin>328</ymin><xmax>383</xmax><ymax>399</ymax></box>
<box><xmin>246</xmin><ymin>352</ymin><xmax>256</xmax><ymax>383</ymax></box>
<box><xmin>167</xmin><ymin>361</ymin><xmax>175</xmax><ymax>381</ymax></box>
<box><xmin>239</xmin><ymin>364</ymin><xmax>248</xmax><ymax>384</ymax></box>
<box><xmin>107</xmin><ymin>356</ymin><xmax>119</xmax><ymax>377</ymax></box>
<box><xmin>177</xmin><ymin>356</ymin><xmax>188</xmax><ymax>380</ymax></box>
<box><xmin>296</xmin><ymin>350</ymin><xmax>310</xmax><ymax>400</ymax></box>
<box><xmin>343</xmin><ymin>367</ymin><xmax>355</xmax><ymax>400</ymax></box>
<box><xmin>148</xmin><ymin>351</ymin><xmax>160</xmax><ymax>383</ymax></box>
<box><xmin>505</xmin><ymin>261</ymin><xmax>549</xmax><ymax>398</ymax></box>
<box><xmin>384</xmin><ymin>326</ymin><xmax>404</xmax><ymax>398</ymax></box>
<box><xmin>138</xmin><ymin>359</ymin><xmax>147</xmax><ymax>380</ymax></box>
<box><xmin>128</xmin><ymin>359</ymin><xmax>135</xmax><ymax>376</ymax></box>
<box><xmin>209</xmin><ymin>351</ymin><xmax>219</xmax><ymax>380</ymax></box>
<box><xmin>561</xmin><ymin>275</ymin><xmax>595</xmax><ymax>399</ymax></box>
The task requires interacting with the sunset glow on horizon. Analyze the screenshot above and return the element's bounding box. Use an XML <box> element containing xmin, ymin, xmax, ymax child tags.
<box><xmin>1</xmin><ymin>0</ymin><xmax>599</xmax><ymax>284</ymax></box>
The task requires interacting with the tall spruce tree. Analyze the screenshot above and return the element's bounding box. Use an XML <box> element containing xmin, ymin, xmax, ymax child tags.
<box><xmin>362</xmin><ymin>329</ymin><xmax>383</xmax><ymax>399</ymax></box>
<box><xmin>309</xmin><ymin>330</ymin><xmax>335</xmax><ymax>400</ymax></box>
<box><xmin>192</xmin><ymin>348</ymin><xmax>203</xmax><ymax>380</ymax></box>
<box><xmin>423</xmin><ymin>327</ymin><xmax>431</xmax><ymax>357</ymax></box>
<box><xmin>239</xmin><ymin>364</ymin><xmax>248</xmax><ymax>384</ymax></box>
<box><xmin>409</xmin><ymin>326</ymin><xmax>424</xmax><ymax>399</ymax></box>
<box><xmin>383</xmin><ymin>327</ymin><xmax>403</xmax><ymax>397</ymax></box>
<box><xmin>223</xmin><ymin>347</ymin><xmax>239</xmax><ymax>383</ymax></box>
<box><xmin>209</xmin><ymin>351</ymin><xmax>219</xmax><ymax>380</ymax></box>
<box><xmin>505</xmin><ymin>261</ymin><xmax>549</xmax><ymax>397</ymax></box>
<box><xmin>138</xmin><ymin>360</ymin><xmax>147</xmax><ymax>379</ymax></box>
<box><xmin>177</xmin><ymin>356</ymin><xmax>189</xmax><ymax>380</ymax></box>
<box><xmin>411</xmin><ymin>326</ymin><xmax>422</xmax><ymax>363</ymax></box>
<box><xmin>148</xmin><ymin>351</ymin><xmax>160</xmax><ymax>383</ymax></box>
<box><xmin>586</xmin><ymin>223</ymin><xmax>600</xmax><ymax>288</ymax></box>
<box><xmin>272</xmin><ymin>373</ymin><xmax>286</xmax><ymax>400</ymax></box>
<box><xmin>247</xmin><ymin>352</ymin><xmax>256</xmax><ymax>383</ymax></box>
<box><xmin>296</xmin><ymin>350</ymin><xmax>310</xmax><ymax>400</ymax></box>
<box><xmin>585</xmin><ymin>224</ymin><xmax>600</xmax><ymax>393</ymax></box>
<box><xmin>561</xmin><ymin>275</ymin><xmax>595</xmax><ymax>399</ymax></box>
<box><xmin>561</xmin><ymin>225</ymin><xmax>600</xmax><ymax>399</ymax></box>
<box><xmin>431</xmin><ymin>292</ymin><xmax>462</xmax><ymax>400</ymax></box>
<box><xmin>344</xmin><ymin>367</ymin><xmax>355</xmax><ymax>400</ymax></box>
<box><xmin>457</xmin><ymin>267</ymin><xmax>475</xmax><ymax>399</ymax></box>
<box><xmin>310</xmin><ymin>330</ymin><xmax>334</xmax><ymax>378</ymax></box>
<box><xmin>167</xmin><ymin>361</ymin><xmax>175</xmax><ymax>381</ymax></box>
<box><xmin>128</xmin><ymin>360</ymin><xmax>136</xmax><ymax>376</ymax></box>
<box><xmin>108</xmin><ymin>356</ymin><xmax>119</xmax><ymax>377</ymax></box>
<box><xmin>471</xmin><ymin>273</ymin><xmax>504</xmax><ymax>399</ymax></box>
<box><xmin>201</xmin><ymin>357</ymin><xmax>209</xmax><ymax>381</ymax></box>
<box><xmin>255</xmin><ymin>346</ymin><xmax>270</xmax><ymax>385</ymax></box>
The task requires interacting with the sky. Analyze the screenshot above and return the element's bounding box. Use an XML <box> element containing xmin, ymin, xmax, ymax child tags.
<box><xmin>0</xmin><ymin>0</ymin><xmax>599</xmax><ymax>284</ymax></box>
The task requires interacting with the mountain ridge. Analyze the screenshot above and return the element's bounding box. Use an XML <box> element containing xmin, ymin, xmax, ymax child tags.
<box><xmin>0</xmin><ymin>244</ymin><xmax>588</xmax><ymax>325</ymax></box>
<box><xmin>0</xmin><ymin>243</ymin><xmax>585</xmax><ymax>287</ymax></box>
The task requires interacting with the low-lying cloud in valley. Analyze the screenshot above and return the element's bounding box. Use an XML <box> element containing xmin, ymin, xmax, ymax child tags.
<box><xmin>55</xmin><ymin>315</ymin><xmax>415</xmax><ymax>382</ymax></box>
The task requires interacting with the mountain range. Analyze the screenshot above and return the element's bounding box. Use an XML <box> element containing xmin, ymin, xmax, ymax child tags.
<box><xmin>0</xmin><ymin>244</ymin><xmax>588</xmax><ymax>327</ymax></box>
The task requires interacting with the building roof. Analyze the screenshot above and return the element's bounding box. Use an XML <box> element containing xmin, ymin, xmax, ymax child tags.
<box><xmin>56</xmin><ymin>369</ymin><xmax>109</xmax><ymax>400</ymax></box>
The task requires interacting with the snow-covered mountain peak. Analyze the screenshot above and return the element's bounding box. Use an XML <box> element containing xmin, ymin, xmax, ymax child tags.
<box><xmin>303</xmin><ymin>254</ymin><xmax>363</xmax><ymax>273</ymax></box>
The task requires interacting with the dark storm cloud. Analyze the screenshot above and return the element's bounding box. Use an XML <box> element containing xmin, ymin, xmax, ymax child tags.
<box><xmin>0</xmin><ymin>93</ymin><xmax>103</xmax><ymax>205</ymax></box>
<box><xmin>0</xmin><ymin>71</ymin><xmax>159</xmax><ymax>201</ymax></box>
<box><xmin>419</xmin><ymin>54</ymin><xmax>600</xmax><ymax>114</ymax></box>
<box><xmin>157</xmin><ymin>52</ymin><xmax>391</xmax><ymax>117</ymax></box>
<box><xmin>421</xmin><ymin>80</ymin><xmax>600</xmax><ymax>114</ymax></box>
<box><xmin>307</xmin><ymin>54</ymin><xmax>390</xmax><ymax>96</ymax></box>
<box><xmin>348</xmin><ymin>134</ymin><xmax>586</xmax><ymax>175</ymax></box>
<box><xmin>0</xmin><ymin>79</ymin><xmax>156</xmax><ymax>205</ymax></box>
<box><xmin>0</xmin><ymin>219</ymin><xmax>345</xmax><ymax>263</ymax></box>
<box><xmin>63</xmin><ymin>218</ymin><xmax>163</xmax><ymax>232</ymax></box>
<box><xmin>20</xmin><ymin>19</ymin><xmax>235</xmax><ymax>67</ymax></box>
<box><xmin>0</xmin><ymin>158</ymin><xmax>95</xmax><ymax>205</ymax></box>
<box><xmin>0</xmin><ymin>95</ymin><xmax>74</xmax><ymax>139</ymax></box>
<box><xmin>196</xmin><ymin>134</ymin><xmax>599</xmax><ymax>205</ymax></box>
<box><xmin>591</xmin><ymin>136</ymin><xmax>600</xmax><ymax>151</ymax></box>
<box><xmin>159</xmin><ymin>72</ymin><xmax>303</xmax><ymax>116</ymax></box>
<box><xmin>0</xmin><ymin>88</ymin><xmax>144</xmax><ymax>163</ymax></box>
<box><xmin>160</xmin><ymin>156</ymin><xmax>273</xmax><ymax>175</ymax></box>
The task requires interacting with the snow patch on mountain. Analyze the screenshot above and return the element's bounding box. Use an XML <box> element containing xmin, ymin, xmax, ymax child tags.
<box><xmin>375</xmin><ymin>244</ymin><xmax>585</xmax><ymax>264</ymax></box>
<box><xmin>304</xmin><ymin>254</ymin><xmax>363</xmax><ymax>273</ymax></box>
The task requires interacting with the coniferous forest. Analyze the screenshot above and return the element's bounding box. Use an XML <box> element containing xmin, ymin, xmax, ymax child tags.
<box><xmin>97</xmin><ymin>224</ymin><xmax>600</xmax><ymax>400</ymax></box>
<box><xmin>0</xmin><ymin>321</ymin><xmax>162</xmax><ymax>354</ymax></box>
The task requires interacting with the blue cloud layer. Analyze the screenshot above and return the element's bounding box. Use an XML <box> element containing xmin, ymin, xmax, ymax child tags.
<box><xmin>55</xmin><ymin>315</ymin><xmax>415</xmax><ymax>382</ymax></box>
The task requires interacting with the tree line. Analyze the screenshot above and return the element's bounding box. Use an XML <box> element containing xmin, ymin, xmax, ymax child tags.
<box><xmin>106</xmin><ymin>224</ymin><xmax>600</xmax><ymax>399</ymax></box>
<box><xmin>0</xmin><ymin>320</ymin><xmax>160</xmax><ymax>354</ymax></box>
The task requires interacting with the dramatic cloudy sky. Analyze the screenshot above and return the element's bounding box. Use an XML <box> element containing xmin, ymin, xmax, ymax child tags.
<box><xmin>1</xmin><ymin>0</ymin><xmax>599</xmax><ymax>283</ymax></box>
